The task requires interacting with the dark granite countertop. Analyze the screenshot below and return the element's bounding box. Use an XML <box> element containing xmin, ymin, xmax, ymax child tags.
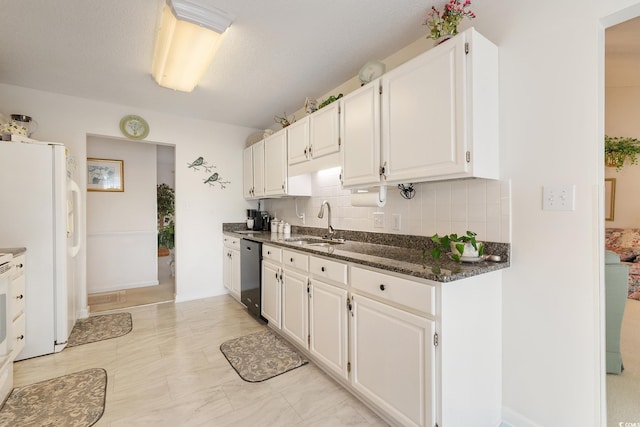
<box><xmin>223</xmin><ymin>224</ymin><xmax>509</xmax><ymax>283</ymax></box>
<box><xmin>0</xmin><ymin>247</ymin><xmax>26</xmax><ymax>256</ymax></box>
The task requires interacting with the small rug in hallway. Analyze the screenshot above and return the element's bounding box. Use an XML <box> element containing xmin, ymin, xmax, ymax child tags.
<box><xmin>67</xmin><ymin>312</ymin><xmax>132</xmax><ymax>347</ymax></box>
<box><xmin>220</xmin><ymin>330</ymin><xmax>308</xmax><ymax>382</ymax></box>
<box><xmin>0</xmin><ymin>368</ymin><xmax>107</xmax><ymax>427</ymax></box>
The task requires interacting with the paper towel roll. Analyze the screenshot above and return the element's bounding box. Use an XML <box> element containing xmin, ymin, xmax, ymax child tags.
<box><xmin>350</xmin><ymin>186</ymin><xmax>387</xmax><ymax>207</ymax></box>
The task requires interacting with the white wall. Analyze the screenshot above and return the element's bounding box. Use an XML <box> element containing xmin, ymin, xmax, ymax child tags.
<box><xmin>0</xmin><ymin>83</ymin><xmax>255</xmax><ymax>312</ymax></box>
<box><xmin>605</xmin><ymin>86</ymin><xmax>640</xmax><ymax>227</ymax></box>
<box><xmin>157</xmin><ymin>144</ymin><xmax>175</xmax><ymax>188</ymax></box>
<box><xmin>86</xmin><ymin>136</ymin><xmax>158</xmax><ymax>293</ymax></box>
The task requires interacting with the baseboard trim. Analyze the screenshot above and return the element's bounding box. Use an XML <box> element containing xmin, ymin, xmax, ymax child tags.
<box><xmin>88</xmin><ymin>280</ymin><xmax>160</xmax><ymax>294</ymax></box>
<box><xmin>502</xmin><ymin>406</ymin><xmax>543</xmax><ymax>427</ymax></box>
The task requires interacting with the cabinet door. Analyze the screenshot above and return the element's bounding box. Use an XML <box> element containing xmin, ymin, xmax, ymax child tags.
<box><xmin>230</xmin><ymin>249</ymin><xmax>241</xmax><ymax>300</ymax></box>
<box><xmin>264</xmin><ymin>132</ymin><xmax>287</xmax><ymax>196</ymax></box>
<box><xmin>252</xmin><ymin>140</ymin><xmax>265</xmax><ymax>197</ymax></box>
<box><xmin>243</xmin><ymin>147</ymin><xmax>254</xmax><ymax>198</ymax></box>
<box><xmin>309</xmin><ymin>279</ymin><xmax>348</xmax><ymax>379</ymax></box>
<box><xmin>261</xmin><ymin>260</ymin><xmax>281</xmax><ymax>328</ymax></box>
<box><xmin>281</xmin><ymin>269</ymin><xmax>309</xmax><ymax>349</ymax></box>
<box><xmin>223</xmin><ymin>249</ymin><xmax>231</xmax><ymax>291</ymax></box>
<box><xmin>381</xmin><ymin>36</ymin><xmax>466</xmax><ymax>183</ymax></box>
<box><xmin>340</xmin><ymin>81</ymin><xmax>381</xmax><ymax>188</ymax></box>
<box><xmin>310</xmin><ymin>102</ymin><xmax>340</xmax><ymax>159</ymax></box>
<box><xmin>287</xmin><ymin>117</ymin><xmax>310</xmax><ymax>166</ymax></box>
<box><xmin>350</xmin><ymin>293</ymin><xmax>435</xmax><ymax>427</ymax></box>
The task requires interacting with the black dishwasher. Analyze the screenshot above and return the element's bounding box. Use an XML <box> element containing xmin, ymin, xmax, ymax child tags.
<box><xmin>240</xmin><ymin>239</ymin><xmax>263</xmax><ymax>320</ymax></box>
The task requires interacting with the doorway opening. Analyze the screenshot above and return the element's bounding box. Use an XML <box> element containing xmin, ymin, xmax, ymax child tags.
<box><xmin>86</xmin><ymin>136</ymin><xmax>176</xmax><ymax>312</ymax></box>
<box><xmin>603</xmin><ymin>14</ymin><xmax>640</xmax><ymax>424</ymax></box>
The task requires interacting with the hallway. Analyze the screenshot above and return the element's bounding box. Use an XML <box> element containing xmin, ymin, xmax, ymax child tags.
<box><xmin>88</xmin><ymin>255</ymin><xmax>174</xmax><ymax>313</ymax></box>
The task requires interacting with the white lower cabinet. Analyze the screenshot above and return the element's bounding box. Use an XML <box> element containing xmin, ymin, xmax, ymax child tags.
<box><xmin>281</xmin><ymin>269</ymin><xmax>309</xmax><ymax>350</ymax></box>
<box><xmin>261</xmin><ymin>259</ymin><xmax>281</xmax><ymax>328</ymax></box>
<box><xmin>350</xmin><ymin>293</ymin><xmax>435</xmax><ymax>427</ymax></box>
<box><xmin>309</xmin><ymin>279</ymin><xmax>348</xmax><ymax>380</ymax></box>
<box><xmin>260</xmin><ymin>246</ymin><xmax>501</xmax><ymax>427</ymax></box>
<box><xmin>222</xmin><ymin>236</ymin><xmax>241</xmax><ymax>301</ymax></box>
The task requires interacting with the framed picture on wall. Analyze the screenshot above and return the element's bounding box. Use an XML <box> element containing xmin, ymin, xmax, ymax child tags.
<box><xmin>605</xmin><ymin>178</ymin><xmax>616</xmax><ymax>221</ymax></box>
<box><xmin>87</xmin><ymin>158</ymin><xmax>124</xmax><ymax>192</ymax></box>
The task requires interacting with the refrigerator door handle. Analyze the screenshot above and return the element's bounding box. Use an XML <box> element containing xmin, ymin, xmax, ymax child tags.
<box><xmin>68</xmin><ymin>179</ymin><xmax>81</xmax><ymax>258</ymax></box>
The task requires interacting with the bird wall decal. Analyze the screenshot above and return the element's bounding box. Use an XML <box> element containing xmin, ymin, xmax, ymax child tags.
<box><xmin>187</xmin><ymin>155</ymin><xmax>230</xmax><ymax>189</ymax></box>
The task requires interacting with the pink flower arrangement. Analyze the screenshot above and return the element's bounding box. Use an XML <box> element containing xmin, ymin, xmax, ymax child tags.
<box><xmin>423</xmin><ymin>0</ymin><xmax>476</xmax><ymax>41</ymax></box>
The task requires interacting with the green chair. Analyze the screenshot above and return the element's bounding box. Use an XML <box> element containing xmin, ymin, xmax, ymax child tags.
<box><xmin>605</xmin><ymin>250</ymin><xmax>629</xmax><ymax>374</ymax></box>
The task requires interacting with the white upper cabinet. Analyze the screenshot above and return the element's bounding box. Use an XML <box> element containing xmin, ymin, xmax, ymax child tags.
<box><xmin>287</xmin><ymin>117</ymin><xmax>310</xmax><ymax>166</ymax></box>
<box><xmin>244</xmin><ymin>140</ymin><xmax>265</xmax><ymax>199</ymax></box>
<box><xmin>242</xmin><ymin>146</ymin><xmax>254</xmax><ymax>199</ymax></box>
<box><xmin>287</xmin><ymin>103</ymin><xmax>341</xmax><ymax>170</ymax></box>
<box><xmin>381</xmin><ymin>28</ymin><xmax>498</xmax><ymax>184</ymax></box>
<box><xmin>252</xmin><ymin>140</ymin><xmax>265</xmax><ymax>197</ymax></box>
<box><xmin>310</xmin><ymin>102</ymin><xmax>340</xmax><ymax>159</ymax></box>
<box><xmin>244</xmin><ymin>132</ymin><xmax>311</xmax><ymax>200</ymax></box>
<box><xmin>264</xmin><ymin>132</ymin><xmax>287</xmax><ymax>196</ymax></box>
<box><xmin>340</xmin><ymin>80</ymin><xmax>381</xmax><ymax>188</ymax></box>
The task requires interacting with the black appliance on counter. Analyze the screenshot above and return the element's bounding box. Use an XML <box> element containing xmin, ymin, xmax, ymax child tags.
<box><xmin>240</xmin><ymin>238</ymin><xmax>264</xmax><ymax>320</ymax></box>
<box><xmin>252</xmin><ymin>211</ymin><xmax>270</xmax><ymax>231</ymax></box>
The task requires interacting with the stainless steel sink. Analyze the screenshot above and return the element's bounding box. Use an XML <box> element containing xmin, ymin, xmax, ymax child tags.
<box><xmin>283</xmin><ymin>237</ymin><xmax>345</xmax><ymax>246</ymax></box>
<box><xmin>306</xmin><ymin>241</ymin><xmax>345</xmax><ymax>247</ymax></box>
<box><xmin>283</xmin><ymin>237</ymin><xmax>320</xmax><ymax>245</ymax></box>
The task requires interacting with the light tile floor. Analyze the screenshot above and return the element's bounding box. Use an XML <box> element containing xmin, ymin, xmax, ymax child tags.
<box><xmin>13</xmin><ymin>295</ymin><xmax>387</xmax><ymax>426</ymax></box>
<box><xmin>89</xmin><ymin>256</ymin><xmax>175</xmax><ymax>313</ymax></box>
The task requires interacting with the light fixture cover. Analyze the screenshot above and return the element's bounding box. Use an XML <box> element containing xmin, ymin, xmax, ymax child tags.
<box><xmin>151</xmin><ymin>0</ymin><xmax>233</xmax><ymax>92</ymax></box>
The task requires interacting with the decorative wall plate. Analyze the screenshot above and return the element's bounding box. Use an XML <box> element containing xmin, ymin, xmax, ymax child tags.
<box><xmin>358</xmin><ymin>60</ymin><xmax>386</xmax><ymax>85</ymax></box>
<box><xmin>119</xmin><ymin>115</ymin><xmax>149</xmax><ymax>140</ymax></box>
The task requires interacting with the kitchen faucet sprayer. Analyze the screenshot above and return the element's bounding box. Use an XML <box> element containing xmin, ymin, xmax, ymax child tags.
<box><xmin>318</xmin><ymin>200</ymin><xmax>334</xmax><ymax>239</ymax></box>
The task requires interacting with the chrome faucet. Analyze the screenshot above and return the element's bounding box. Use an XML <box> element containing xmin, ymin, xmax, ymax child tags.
<box><xmin>317</xmin><ymin>200</ymin><xmax>334</xmax><ymax>239</ymax></box>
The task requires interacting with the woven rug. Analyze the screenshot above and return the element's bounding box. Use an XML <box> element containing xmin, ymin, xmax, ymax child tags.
<box><xmin>220</xmin><ymin>330</ymin><xmax>308</xmax><ymax>382</ymax></box>
<box><xmin>67</xmin><ymin>312</ymin><xmax>132</xmax><ymax>347</ymax></box>
<box><xmin>0</xmin><ymin>368</ymin><xmax>107</xmax><ymax>427</ymax></box>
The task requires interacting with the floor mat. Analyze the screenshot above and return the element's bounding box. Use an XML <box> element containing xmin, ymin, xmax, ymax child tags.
<box><xmin>220</xmin><ymin>329</ymin><xmax>308</xmax><ymax>382</ymax></box>
<box><xmin>0</xmin><ymin>368</ymin><xmax>107</xmax><ymax>427</ymax></box>
<box><xmin>67</xmin><ymin>312</ymin><xmax>132</xmax><ymax>347</ymax></box>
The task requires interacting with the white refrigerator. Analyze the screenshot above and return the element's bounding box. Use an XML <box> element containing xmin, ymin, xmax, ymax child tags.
<box><xmin>0</xmin><ymin>141</ymin><xmax>80</xmax><ymax>360</ymax></box>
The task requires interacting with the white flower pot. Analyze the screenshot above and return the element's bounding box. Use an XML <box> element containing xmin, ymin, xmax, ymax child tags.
<box><xmin>450</xmin><ymin>241</ymin><xmax>483</xmax><ymax>258</ymax></box>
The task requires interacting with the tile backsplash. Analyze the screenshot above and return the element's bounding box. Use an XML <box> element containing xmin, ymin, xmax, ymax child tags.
<box><xmin>262</xmin><ymin>167</ymin><xmax>511</xmax><ymax>243</ymax></box>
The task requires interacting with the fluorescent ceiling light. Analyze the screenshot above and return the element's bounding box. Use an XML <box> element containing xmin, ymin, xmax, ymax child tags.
<box><xmin>152</xmin><ymin>0</ymin><xmax>233</xmax><ymax>92</ymax></box>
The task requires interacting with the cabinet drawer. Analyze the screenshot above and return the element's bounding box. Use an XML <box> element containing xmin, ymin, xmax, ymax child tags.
<box><xmin>282</xmin><ymin>249</ymin><xmax>309</xmax><ymax>272</ymax></box>
<box><xmin>223</xmin><ymin>236</ymin><xmax>240</xmax><ymax>250</ymax></box>
<box><xmin>263</xmin><ymin>245</ymin><xmax>282</xmax><ymax>263</ymax></box>
<box><xmin>10</xmin><ymin>273</ymin><xmax>25</xmax><ymax>321</ymax></box>
<box><xmin>12</xmin><ymin>312</ymin><xmax>25</xmax><ymax>356</ymax></box>
<box><xmin>309</xmin><ymin>256</ymin><xmax>347</xmax><ymax>286</ymax></box>
<box><xmin>11</xmin><ymin>254</ymin><xmax>25</xmax><ymax>278</ymax></box>
<box><xmin>351</xmin><ymin>266</ymin><xmax>435</xmax><ymax>315</ymax></box>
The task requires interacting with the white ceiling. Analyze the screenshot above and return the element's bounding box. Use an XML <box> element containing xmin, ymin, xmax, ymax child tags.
<box><xmin>1</xmin><ymin>1</ymin><xmax>637</xmax><ymax>130</ymax></box>
<box><xmin>0</xmin><ymin>0</ymin><xmax>432</xmax><ymax>130</ymax></box>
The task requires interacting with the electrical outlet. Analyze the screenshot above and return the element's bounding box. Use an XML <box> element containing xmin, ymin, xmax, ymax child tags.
<box><xmin>542</xmin><ymin>185</ymin><xmax>575</xmax><ymax>211</ymax></box>
<box><xmin>392</xmin><ymin>214</ymin><xmax>401</xmax><ymax>230</ymax></box>
<box><xmin>373</xmin><ymin>212</ymin><xmax>384</xmax><ymax>228</ymax></box>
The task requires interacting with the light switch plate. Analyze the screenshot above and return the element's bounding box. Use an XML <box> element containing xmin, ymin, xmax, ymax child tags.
<box><xmin>373</xmin><ymin>212</ymin><xmax>384</xmax><ymax>228</ymax></box>
<box><xmin>392</xmin><ymin>214</ymin><xmax>401</xmax><ymax>230</ymax></box>
<box><xmin>542</xmin><ymin>185</ymin><xmax>575</xmax><ymax>211</ymax></box>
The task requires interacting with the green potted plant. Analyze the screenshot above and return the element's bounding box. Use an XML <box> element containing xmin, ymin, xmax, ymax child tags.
<box><xmin>430</xmin><ymin>231</ymin><xmax>484</xmax><ymax>263</ymax></box>
<box><xmin>157</xmin><ymin>183</ymin><xmax>175</xmax><ymax>257</ymax></box>
<box><xmin>605</xmin><ymin>135</ymin><xmax>640</xmax><ymax>170</ymax></box>
<box><xmin>422</xmin><ymin>0</ymin><xmax>476</xmax><ymax>43</ymax></box>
